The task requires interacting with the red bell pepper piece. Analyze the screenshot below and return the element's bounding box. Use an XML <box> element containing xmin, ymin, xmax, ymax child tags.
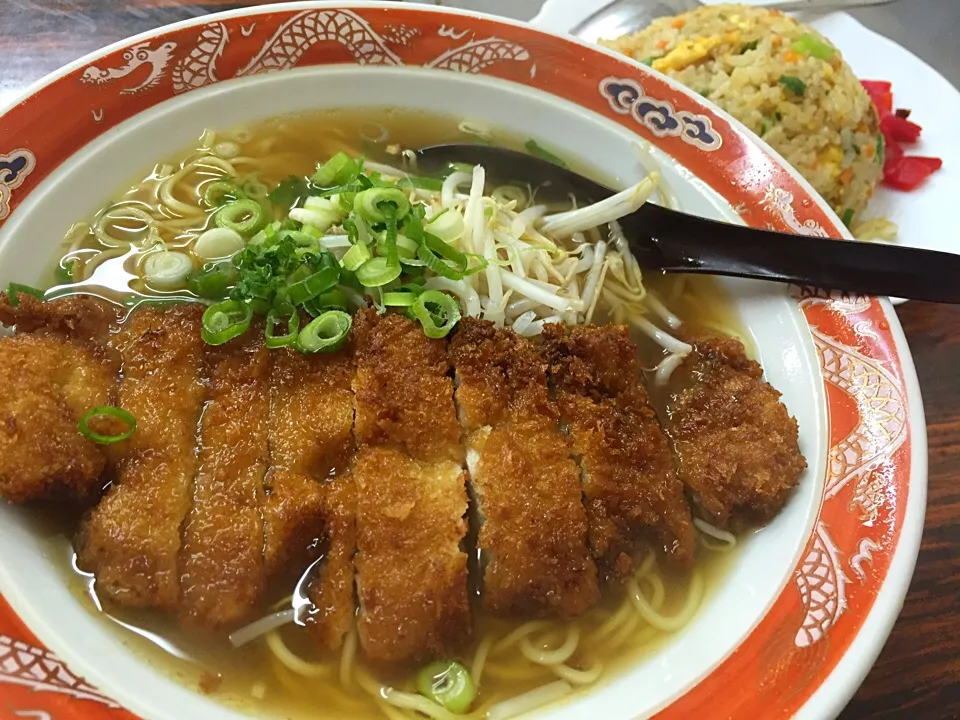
<box><xmin>883</xmin><ymin>155</ymin><xmax>942</xmax><ymax>191</ymax></box>
<box><xmin>881</xmin><ymin>113</ymin><xmax>923</xmax><ymax>143</ymax></box>
<box><xmin>861</xmin><ymin>80</ymin><xmax>893</xmax><ymax>115</ymax></box>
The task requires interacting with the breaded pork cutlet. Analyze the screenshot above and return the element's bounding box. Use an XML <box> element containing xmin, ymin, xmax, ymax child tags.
<box><xmin>265</xmin><ymin>341</ymin><xmax>356</xmax><ymax>651</ymax></box>
<box><xmin>77</xmin><ymin>304</ymin><xmax>205</xmax><ymax>611</ymax></box>
<box><xmin>180</xmin><ymin>322</ymin><xmax>270</xmax><ymax>629</ymax></box>
<box><xmin>663</xmin><ymin>336</ymin><xmax>806</xmax><ymax>529</ymax></box>
<box><xmin>352</xmin><ymin>309</ymin><xmax>470</xmax><ymax>664</ymax></box>
<box><xmin>541</xmin><ymin>324</ymin><xmax>695</xmax><ymax>578</ymax></box>
<box><xmin>0</xmin><ymin>295</ymin><xmax>119</xmax><ymax>504</ymax></box>
<box><xmin>450</xmin><ymin>319</ymin><xmax>598</xmax><ymax>618</ymax></box>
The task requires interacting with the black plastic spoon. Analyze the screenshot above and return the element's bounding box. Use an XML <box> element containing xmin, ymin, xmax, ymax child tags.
<box><xmin>416</xmin><ymin>144</ymin><xmax>960</xmax><ymax>304</ymax></box>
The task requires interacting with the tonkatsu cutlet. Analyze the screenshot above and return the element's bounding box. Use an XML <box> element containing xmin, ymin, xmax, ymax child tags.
<box><xmin>664</xmin><ymin>336</ymin><xmax>806</xmax><ymax>530</ymax></box>
<box><xmin>77</xmin><ymin>304</ymin><xmax>206</xmax><ymax>611</ymax></box>
<box><xmin>449</xmin><ymin>319</ymin><xmax>598</xmax><ymax>618</ymax></box>
<box><xmin>265</xmin><ymin>343</ymin><xmax>356</xmax><ymax>651</ymax></box>
<box><xmin>352</xmin><ymin>309</ymin><xmax>470</xmax><ymax>664</ymax></box>
<box><xmin>0</xmin><ymin>295</ymin><xmax>119</xmax><ymax>504</ymax></box>
<box><xmin>180</xmin><ymin>322</ymin><xmax>270</xmax><ymax>629</ymax></box>
<box><xmin>541</xmin><ymin>324</ymin><xmax>695</xmax><ymax>578</ymax></box>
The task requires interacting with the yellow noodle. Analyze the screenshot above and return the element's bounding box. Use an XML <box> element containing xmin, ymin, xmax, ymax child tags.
<box><xmin>265</xmin><ymin>630</ymin><xmax>333</xmax><ymax>679</ymax></box>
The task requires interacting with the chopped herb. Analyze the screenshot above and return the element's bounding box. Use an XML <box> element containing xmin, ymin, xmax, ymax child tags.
<box><xmin>876</xmin><ymin>134</ymin><xmax>885</xmax><ymax>165</ymax></box>
<box><xmin>841</xmin><ymin>208</ymin><xmax>855</xmax><ymax>227</ymax></box>
<box><xmin>524</xmin><ymin>139</ymin><xmax>567</xmax><ymax>168</ymax></box>
<box><xmin>759</xmin><ymin>116</ymin><xmax>777</xmax><ymax>137</ymax></box>
<box><xmin>779</xmin><ymin>75</ymin><xmax>807</xmax><ymax>96</ymax></box>
<box><xmin>55</xmin><ymin>258</ymin><xmax>77</xmax><ymax>285</ymax></box>
<box><xmin>741</xmin><ymin>40</ymin><xmax>759</xmax><ymax>53</ymax></box>
<box><xmin>698</xmin><ymin>88</ymin><xmax>711</xmax><ymax>98</ymax></box>
<box><xmin>791</xmin><ymin>33</ymin><xmax>835</xmax><ymax>61</ymax></box>
<box><xmin>268</xmin><ymin>176</ymin><xmax>309</xmax><ymax>210</ymax></box>
<box><xmin>639</xmin><ymin>56</ymin><xmax>657</xmax><ymax>67</ymax></box>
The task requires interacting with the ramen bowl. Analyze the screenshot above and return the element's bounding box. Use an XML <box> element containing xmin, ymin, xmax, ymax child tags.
<box><xmin>0</xmin><ymin>3</ymin><xmax>925</xmax><ymax>720</ymax></box>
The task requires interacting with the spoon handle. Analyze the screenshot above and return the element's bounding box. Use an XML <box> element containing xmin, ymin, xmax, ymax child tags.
<box><xmin>631</xmin><ymin>203</ymin><xmax>960</xmax><ymax>303</ymax></box>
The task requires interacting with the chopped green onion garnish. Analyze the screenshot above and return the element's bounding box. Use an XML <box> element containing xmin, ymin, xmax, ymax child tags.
<box><xmin>417</xmin><ymin>234</ymin><xmax>469</xmax><ymax>281</ymax></box>
<box><xmin>416</xmin><ymin>660</ymin><xmax>476</xmax><ymax>714</ymax></box>
<box><xmin>354</xmin><ymin>187</ymin><xmax>411</xmax><ymax>224</ymax></box>
<box><xmin>286</xmin><ymin>255</ymin><xmax>340</xmax><ymax>306</ymax></box>
<box><xmin>791</xmin><ymin>33</ymin><xmax>835</xmax><ymax>61</ymax></box>
<box><xmin>265</xmin><ymin>304</ymin><xmax>300</xmax><ymax>348</ymax></box>
<box><xmin>639</xmin><ymin>56</ymin><xmax>657</xmax><ymax>66</ymax></box>
<box><xmin>841</xmin><ymin>208</ymin><xmax>855</xmax><ymax>227</ymax></box>
<box><xmin>383</xmin><ymin>290</ymin><xmax>420</xmax><ymax>307</ymax></box>
<box><xmin>55</xmin><ymin>259</ymin><xmax>77</xmax><ymax>285</ymax></box>
<box><xmin>741</xmin><ymin>40</ymin><xmax>759</xmax><ymax>53</ymax></box>
<box><xmin>396</xmin><ymin>176</ymin><xmax>444</xmax><ymax>192</ymax></box>
<box><xmin>6</xmin><ymin>283</ymin><xmax>44</xmax><ymax>307</ymax></box>
<box><xmin>778</xmin><ymin>75</ymin><xmax>807</xmax><ymax>96</ymax></box>
<box><xmin>876</xmin><ymin>134</ymin><xmax>885</xmax><ymax>166</ymax></box>
<box><xmin>201</xmin><ymin>299</ymin><xmax>253</xmax><ymax>345</ymax></box>
<box><xmin>312</xmin><ymin>152</ymin><xmax>360</xmax><ymax>188</ymax></box>
<box><xmin>216</xmin><ymin>199</ymin><xmax>268</xmax><ymax>237</ymax></box>
<box><xmin>412</xmin><ymin>290</ymin><xmax>460</xmax><ymax>339</ymax></box>
<box><xmin>341</xmin><ymin>241</ymin><xmax>372</xmax><ymax>272</ymax></box>
<box><xmin>203</xmin><ymin>180</ymin><xmax>245</xmax><ymax>207</ymax></box>
<box><xmin>188</xmin><ymin>262</ymin><xmax>235</xmax><ymax>299</ymax></box>
<box><xmin>267</xmin><ymin>176</ymin><xmax>308</xmax><ymax>209</ymax></box>
<box><xmin>524</xmin><ymin>139</ymin><xmax>568</xmax><ymax>168</ymax></box>
<box><xmin>303</xmin><ymin>288</ymin><xmax>348</xmax><ymax>315</ymax></box>
<box><xmin>297</xmin><ymin>310</ymin><xmax>351</xmax><ymax>354</ymax></box>
<box><xmin>355</xmin><ymin>256</ymin><xmax>402</xmax><ymax>288</ymax></box>
<box><xmin>78</xmin><ymin>405</ymin><xmax>137</xmax><ymax>445</ymax></box>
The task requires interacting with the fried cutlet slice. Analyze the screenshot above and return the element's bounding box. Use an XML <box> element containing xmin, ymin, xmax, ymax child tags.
<box><xmin>352</xmin><ymin>310</ymin><xmax>470</xmax><ymax>663</ymax></box>
<box><xmin>0</xmin><ymin>295</ymin><xmax>120</xmax><ymax>504</ymax></box>
<box><xmin>450</xmin><ymin>319</ymin><xmax>598</xmax><ymax>618</ymax></box>
<box><xmin>265</xmin><ymin>345</ymin><xmax>356</xmax><ymax>650</ymax></box>
<box><xmin>353</xmin><ymin>447</ymin><xmax>469</xmax><ymax>663</ymax></box>
<box><xmin>541</xmin><ymin>324</ymin><xmax>695</xmax><ymax>578</ymax></box>
<box><xmin>77</xmin><ymin>304</ymin><xmax>205</xmax><ymax>611</ymax></box>
<box><xmin>179</xmin><ymin>323</ymin><xmax>270</xmax><ymax>629</ymax></box>
<box><xmin>663</xmin><ymin>336</ymin><xmax>806</xmax><ymax>529</ymax></box>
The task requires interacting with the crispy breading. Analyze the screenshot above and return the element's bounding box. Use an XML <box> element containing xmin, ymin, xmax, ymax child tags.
<box><xmin>76</xmin><ymin>304</ymin><xmax>205</xmax><ymax>611</ymax></box>
<box><xmin>0</xmin><ymin>334</ymin><xmax>116</xmax><ymax>503</ymax></box>
<box><xmin>265</xmin><ymin>345</ymin><xmax>356</xmax><ymax>650</ymax></box>
<box><xmin>541</xmin><ymin>324</ymin><xmax>695</xmax><ymax>576</ymax></box>
<box><xmin>180</xmin><ymin>323</ymin><xmax>270</xmax><ymax>629</ymax></box>
<box><xmin>353</xmin><ymin>447</ymin><xmax>470</xmax><ymax>664</ymax></box>
<box><xmin>664</xmin><ymin>336</ymin><xmax>806</xmax><ymax>529</ymax></box>
<box><xmin>352</xmin><ymin>308</ymin><xmax>462</xmax><ymax>465</ymax></box>
<box><xmin>353</xmin><ymin>311</ymin><xmax>470</xmax><ymax>663</ymax></box>
<box><xmin>0</xmin><ymin>293</ymin><xmax>118</xmax><ymax>342</ymax></box>
<box><xmin>450</xmin><ymin>319</ymin><xmax>598</xmax><ymax>617</ymax></box>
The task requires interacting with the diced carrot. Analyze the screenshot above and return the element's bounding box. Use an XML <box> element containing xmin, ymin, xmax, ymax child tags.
<box><xmin>839</xmin><ymin>167</ymin><xmax>854</xmax><ymax>184</ymax></box>
<box><xmin>783</xmin><ymin>50</ymin><xmax>801</xmax><ymax>63</ymax></box>
<box><xmin>671</xmin><ymin>17</ymin><xmax>686</xmax><ymax>29</ymax></box>
<box><xmin>772</xmin><ymin>36</ymin><xmax>783</xmax><ymax>49</ymax></box>
<box><xmin>657</xmin><ymin>39</ymin><xmax>669</xmax><ymax>50</ymax></box>
<box><xmin>865</xmin><ymin>144</ymin><xmax>875</xmax><ymax>159</ymax></box>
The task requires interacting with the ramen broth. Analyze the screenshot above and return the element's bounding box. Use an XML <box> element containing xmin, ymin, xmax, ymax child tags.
<box><xmin>36</xmin><ymin>108</ymin><xmax>750</xmax><ymax>719</ymax></box>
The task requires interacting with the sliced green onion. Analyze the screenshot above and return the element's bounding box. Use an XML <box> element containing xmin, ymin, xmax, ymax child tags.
<box><xmin>426</xmin><ymin>209</ymin><xmax>465</xmax><ymax>242</ymax></box>
<box><xmin>187</xmin><ymin>262</ymin><xmax>235</xmax><ymax>299</ymax></box>
<box><xmin>416</xmin><ymin>233</ymin><xmax>469</xmax><ymax>281</ymax></box>
<box><xmin>201</xmin><ymin>299</ymin><xmax>253</xmax><ymax>345</ymax></box>
<box><xmin>312</xmin><ymin>152</ymin><xmax>359</xmax><ymax>187</ymax></box>
<box><xmin>7</xmin><ymin>283</ymin><xmax>44</xmax><ymax>307</ymax></box>
<box><xmin>778</xmin><ymin>75</ymin><xmax>807</xmax><ymax>96</ymax></box>
<box><xmin>383</xmin><ymin>287</ymin><xmax>422</xmax><ymax>307</ymax></box>
<box><xmin>416</xmin><ymin>661</ymin><xmax>476</xmax><ymax>714</ymax></box>
<box><xmin>297</xmin><ymin>310</ymin><xmax>351</xmax><ymax>353</ymax></box>
<box><xmin>341</xmin><ymin>241</ymin><xmax>372</xmax><ymax>271</ymax></box>
<box><xmin>792</xmin><ymin>33</ymin><xmax>835</xmax><ymax>60</ymax></box>
<box><xmin>215</xmin><ymin>199</ymin><xmax>267</xmax><ymax>237</ymax></box>
<box><xmin>841</xmin><ymin>208</ymin><xmax>855</xmax><ymax>227</ymax></box>
<box><xmin>303</xmin><ymin>288</ymin><xmax>348</xmax><ymax>315</ymax></box>
<box><xmin>524</xmin><ymin>139</ymin><xmax>567</xmax><ymax>168</ymax></box>
<box><xmin>265</xmin><ymin>304</ymin><xmax>300</xmax><ymax>348</ymax></box>
<box><xmin>286</xmin><ymin>255</ymin><xmax>340</xmax><ymax>306</ymax></box>
<box><xmin>203</xmin><ymin>181</ymin><xmax>245</xmax><ymax>207</ymax></box>
<box><xmin>396</xmin><ymin>176</ymin><xmax>444</xmax><ymax>192</ymax></box>
<box><xmin>383</xmin><ymin>206</ymin><xmax>399</xmax><ymax>267</ymax></box>
<box><xmin>78</xmin><ymin>406</ymin><xmax>137</xmax><ymax>445</ymax></box>
<box><xmin>639</xmin><ymin>56</ymin><xmax>657</xmax><ymax>66</ymax></box>
<box><xmin>56</xmin><ymin>259</ymin><xmax>78</xmax><ymax>285</ymax></box>
<box><xmin>355</xmin><ymin>256</ymin><xmax>402</xmax><ymax>288</ymax></box>
<box><xmin>354</xmin><ymin>187</ymin><xmax>411</xmax><ymax>224</ymax></box>
<box><xmin>412</xmin><ymin>290</ymin><xmax>461</xmax><ymax>339</ymax></box>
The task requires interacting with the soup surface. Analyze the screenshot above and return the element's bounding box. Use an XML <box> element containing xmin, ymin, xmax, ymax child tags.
<box><xmin>28</xmin><ymin>108</ymin><xmax>759</xmax><ymax>720</ymax></box>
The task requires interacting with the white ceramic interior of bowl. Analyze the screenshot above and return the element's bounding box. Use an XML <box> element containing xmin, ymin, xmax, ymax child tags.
<box><xmin>0</xmin><ymin>66</ymin><xmax>826</xmax><ymax>720</ymax></box>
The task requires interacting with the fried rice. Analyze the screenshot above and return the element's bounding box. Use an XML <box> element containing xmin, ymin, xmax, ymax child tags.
<box><xmin>601</xmin><ymin>4</ymin><xmax>884</xmax><ymax>226</ymax></box>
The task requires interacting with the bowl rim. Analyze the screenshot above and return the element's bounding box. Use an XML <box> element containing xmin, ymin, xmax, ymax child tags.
<box><xmin>0</xmin><ymin>3</ymin><xmax>926</xmax><ymax>720</ymax></box>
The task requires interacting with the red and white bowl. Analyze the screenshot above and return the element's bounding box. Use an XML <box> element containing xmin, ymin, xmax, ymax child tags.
<box><xmin>0</xmin><ymin>3</ymin><xmax>925</xmax><ymax>719</ymax></box>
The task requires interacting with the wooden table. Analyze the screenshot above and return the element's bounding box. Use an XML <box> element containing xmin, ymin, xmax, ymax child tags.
<box><xmin>1</xmin><ymin>1</ymin><xmax>957</xmax><ymax>717</ymax></box>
